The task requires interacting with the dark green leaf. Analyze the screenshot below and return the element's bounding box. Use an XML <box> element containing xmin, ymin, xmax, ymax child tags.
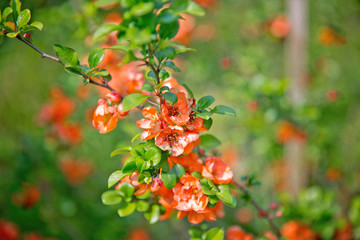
<box><xmin>122</xmin><ymin>157</ymin><xmax>137</xmax><ymax>173</ymax></box>
<box><xmin>203</xmin><ymin>118</ymin><xmax>213</xmax><ymax>130</ymax></box>
<box><xmin>88</xmin><ymin>48</ymin><xmax>105</xmax><ymax>68</ymax></box>
<box><xmin>161</xmin><ymin>171</ymin><xmax>177</xmax><ymax>189</ymax></box>
<box><xmin>180</xmin><ymin>83</ymin><xmax>194</xmax><ymax>98</ymax></box>
<box><xmin>211</xmin><ymin>105</ymin><xmax>236</xmax><ymax>117</ymax></box>
<box><xmin>159</xmin><ymin>20</ymin><xmax>179</xmax><ymax>39</ymax></box>
<box><xmin>160</xmin><ymin>86</ymin><xmax>170</xmax><ymax>92</ymax></box>
<box><xmin>141</xmin><ymin>83</ymin><xmax>154</xmax><ymax>92</ymax></box>
<box><xmin>16</xmin><ymin>9</ymin><xmax>30</xmax><ymax>29</ymax></box>
<box><xmin>197</xmin><ymin>96</ymin><xmax>215</xmax><ymax>109</ymax></box>
<box><xmin>196</xmin><ymin>111</ymin><xmax>212</xmax><ymax>120</ymax></box>
<box><xmin>164</xmin><ymin>61</ymin><xmax>180</xmax><ymax>72</ymax></box>
<box><xmin>200</xmin><ymin>134</ymin><xmax>221</xmax><ymax>149</ymax></box>
<box><xmin>122</xmin><ymin>93</ymin><xmax>150</xmax><ymax>111</ymax></box>
<box><xmin>162</xmin><ymin>92</ymin><xmax>178</xmax><ymax>105</ymax></box>
<box><xmin>158</xmin><ymin>10</ymin><xmax>177</xmax><ymax>23</ymax></box>
<box><xmin>53</xmin><ymin>44</ymin><xmax>79</xmax><ymax>67</ymax></box>
<box><xmin>118</xmin><ymin>202</ymin><xmax>136</xmax><ymax>217</ymax></box>
<box><xmin>101</xmin><ymin>190</ymin><xmax>123</xmax><ymax>205</ymax></box>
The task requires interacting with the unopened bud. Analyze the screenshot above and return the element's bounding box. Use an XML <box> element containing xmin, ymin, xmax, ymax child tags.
<box><xmin>269</xmin><ymin>202</ymin><xmax>278</xmax><ymax>210</ymax></box>
<box><xmin>23</xmin><ymin>33</ymin><xmax>31</xmax><ymax>41</ymax></box>
<box><xmin>117</xmin><ymin>103</ymin><xmax>129</xmax><ymax>117</ymax></box>
<box><xmin>258</xmin><ymin>210</ymin><xmax>268</xmax><ymax>218</ymax></box>
<box><xmin>275</xmin><ymin>210</ymin><xmax>282</xmax><ymax>218</ymax></box>
<box><xmin>106</xmin><ymin>91</ymin><xmax>121</xmax><ymax>103</ymax></box>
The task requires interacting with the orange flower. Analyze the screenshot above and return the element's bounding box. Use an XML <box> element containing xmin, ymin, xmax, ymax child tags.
<box><xmin>118</xmin><ymin>171</ymin><xmax>162</xmax><ymax>196</ymax></box>
<box><xmin>173</xmin><ymin>175</ymin><xmax>208</xmax><ymax>212</ymax></box>
<box><xmin>281</xmin><ymin>221</ymin><xmax>317</xmax><ymax>240</ymax></box>
<box><xmin>269</xmin><ymin>15</ymin><xmax>290</xmax><ymax>39</ymax></box>
<box><xmin>262</xmin><ymin>232</ymin><xmax>278</xmax><ymax>240</ymax></box>
<box><xmin>226</xmin><ymin>226</ymin><xmax>255</xmax><ymax>240</ymax></box>
<box><xmin>162</xmin><ymin>78</ymin><xmax>188</xmax><ymax>96</ymax></box>
<box><xmin>169</xmin><ymin>152</ymin><xmax>203</xmax><ymax>173</ymax></box>
<box><xmin>326</xmin><ymin>90</ymin><xmax>338</xmax><ymax>102</ymax></box>
<box><xmin>185</xmin><ymin>112</ymin><xmax>208</xmax><ymax>133</ymax></box>
<box><xmin>161</xmin><ymin>88</ymin><xmax>191</xmax><ymax>125</ymax></box>
<box><xmin>106</xmin><ymin>91</ymin><xmax>122</xmax><ymax>103</ymax></box>
<box><xmin>128</xmin><ymin>228</ymin><xmax>150</xmax><ymax>240</ymax></box>
<box><xmin>173</xmin><ymin>14</ymin><xmax>195</xmax><ymax>46</ymax></box>
<box><xmin>202</xmin><ymin>156</ymin><xmax>233</xmax><ymax>184</ymax></box>
<box><xmin>117</xmin><ymin>103</ymin><xmax>129</xmax><ymax>117</ymax></box>
<box><xmin>194</xmin><ymin>0</ymin><xmax>217</xmax><ymax>8</ymax></box>
<box><xmin>12</xmin><ymin>183</ymin><xmax>41</xmax><ymax>209</ymax></box>
<box><xmin>276</xmin><ymin>121</ymin><xmax>306</xmax><ymax>144</ymax></box>
<box><xmin>136</xmin><ymin>107</ymin><xmax>166</xmax><ymax>141</ymax></box>
<box><xmin>0</xmin><ymin>220</ymin><xmax>19</xmax><ymax>240</ymax></box>
<box><xmin>319</xmin><ymin>27</ymin><xmax>346</xmax><ymax>46</ymax></box>
<box><xmin>155</xmin><ymin>125</ymin><xmax>199</xmax><ymax>156</ymax></box>
<box><xmin>59</xmin><ymin>158</ymin><xmax>93</xmax><ymax>186</ymax></box>
<box><xmin>92</xmin><ymin>98</ymin><xmax>119</xmax><ymax>134</ymax></box>
<box><xmin>178</xmin><ymin>201</ymin><xmax>224</xmax><ymax>224</ymax></box>
<box><xmin>54</xmin><ymin>122</ymin><xmax>83</xmax><ymax>145</ymax></box>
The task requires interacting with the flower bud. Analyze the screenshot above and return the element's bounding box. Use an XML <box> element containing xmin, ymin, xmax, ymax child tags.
<box><xmin>275</xmin><ymin>210</ymin><xmax>282</xmax><ymax>218</ymax></box>
<box><xmin>117</xmin><ymin>103</ymin><xmax>129</xmax><ymax>117</ymax></box>
<box><xmin>198</xmin><ymin>148</ymin><xmax>205</xmax><ymax>156</ymax></box>
<box><xmin>97</xmin><ymin>98</ymin><xmax>107</xmax><ymax>105</ymax></box>
<box><xmin>269</xmin><ymin>202</ymin><xmax>278</xmax><ymax>210</ymax></box>
<box><xmin>106</xmin><ymin>91</ymin><xmax>122</xmax><ymax>103</ymax></box>
<box><xmin>23</xmin><ymin>33</ymin><xmax>31</xmax><ymax>41</ymax></box>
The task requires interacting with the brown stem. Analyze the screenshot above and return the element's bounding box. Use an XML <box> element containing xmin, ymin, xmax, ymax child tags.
<box><xmin>233</xmin><ymin>181</ymin><xmax>282</xmax><ymax>238</ymax></box>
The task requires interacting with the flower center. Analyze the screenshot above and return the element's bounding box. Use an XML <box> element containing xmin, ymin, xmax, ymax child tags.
<box><xmin>168</xmin><ymin>105</ymin><xmax>179</xmax><ymax>117</ymax></box>
<box><xmin>165</xmin><ymin>133</ymin><xmax>177</xmax><ymax>144</ymax></box>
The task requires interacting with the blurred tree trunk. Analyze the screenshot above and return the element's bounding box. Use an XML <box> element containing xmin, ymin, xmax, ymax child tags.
<box><xmin>285</xmin><ymin>0</ymin><xmax>308</xmax><ymax>198</ymax></box>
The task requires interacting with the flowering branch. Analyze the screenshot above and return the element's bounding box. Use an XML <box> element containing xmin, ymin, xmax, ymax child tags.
<box><xmin>233</xmin><ymin>181</ymin><xmax>282</xmax><ymax>238</ymax></box>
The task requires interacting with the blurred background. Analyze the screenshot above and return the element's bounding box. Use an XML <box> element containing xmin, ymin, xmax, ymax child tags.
<box><xmin>1</xmin><ymin>0</ymin><xmax>360</xmax><ymax>239</ymax></box>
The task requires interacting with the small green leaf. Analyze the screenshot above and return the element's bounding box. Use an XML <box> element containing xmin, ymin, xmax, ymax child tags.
<box><xmin>196</xmin><ymin>111</ymin><xmax>212</xmax><ymax>120</ymax></box>
<box><xmin>118</xmin><ymin>182</ymin><xmax>135</xmax><ymax>197</ymax></box>
<box><xmin>53</xmin><ymin>44</ymin><xmax>79</xmax><ymax>67</ymax></box>
<box><xmin>118</xmin><ymin>202</ymin><xmax>136</xmax><ymax>217</ymax></box>
<box><xmin>203</xmin><ymin>118</ymin><xmax>213</xmax><ymax>129</ymax></box>
<box><xmin>131</xmin><ymin>133</ymin><xmax>142</xmax><ymax>143</ymax></box>
<box><xmin>216</xmin><ymin>187</ymin><xmax>236</xmax><ymax>208</ymax></box>
<box><xmin>185</xmin><ymin>1</ymin><xmax>205</xmax><ymax>16</ymax></box>
<box><xmin>122</xmin><ymin>157</ymin><xmax>137</xmax><ymax>173</ymax></box>
<box><xmin>16</xmin><ymin>9</ymin><xmax>30</xmax><ymax>29</ymax></box>
<box><xmin>202</xmin><ymin>227</ymin><xmax>224</xmax><ymax>240</ymax></box>
<box><xmin>162</xmin><ymin>92</ymin><xmax>178</xmax><ymax>105</ymax></box>
<box><xmin>30</xmin><ymin>21</ymin><xmax>43</xmax><ymax>31</ymax></box>
<box><xmin>211</xmin><ymin>105</ymin><xmax>236</xmax><ymax>117</ymax></box>
<box><xmin>2</xmin><ymin>8</ymin><xmax>13</xmax><ymax>22</ymax></box>
<box><xmin>122</xmin><ymin>93</ymin><xmax>150</xmax><ymax>111</ymax></box>
<box><xmin>144</xmin><ymin>204</ymin><xmax>160</xmax><ymax>224</ymax></box>
<box><xmin>92</xmin><ymin>23</ymin><xmax>119</xmax><ymax>42</ymax></box>
<box><xmin>161</xmin><ymin>171</ymin><xmax>177</xmax><ymax>189</ymax></box>
<box><xmin>108</xmin><ymin>170</ymin><xmax>130</xmax><ymax>188</ymax></box>
<box><xmin>141</xmin><ymin>83</ymin><xmax>154</xmax><ymax>92</ymax></box>
<box><xmin>110</xmin><ymin>147</ymin><xmax>131</xmax><ymax>158</ymax></box>
<box><xmin>144</xmin><ymin>148</ymin><xmax>161</xmax><ymax>165</ymax></box>
<box><xmin>200</xmin><ymin>134</ymin><xmax>221</xmax><ymax>149</ymax></box>
<box><xmin>131</xmin><ymin>2</ymin><xmax>154</xmax><ymax>16</ymax></box>
<box><xmin>88</xmin><ymin>48</ymin><xmax>105</xmax><ymax>68</ymax></box>
<box><xmin>6</xmin><ymin>32</ymin><xmax>19</xmax><ymax>38</ymax></box>
<box><xmin>175</xmin><ymin>47</ymin><xmax>196</xmax><ymax>54</ymax></box>
<box><xmin>159</xmin><ymin>20</ymin><xmax>179</xmax><ymax>40</ymax></box>
<box><xmin>101</xmin><ymin>190</ymin><xmax>123</xmax><ymax>205</ymax></box>
<box><xmin>65</xmin><ymin>66</ymin><xmax>83</xmax><ymax>77</ymax></box>
<box><xmin>10</xmin><ymin>0</ymin><xmax>21</xmax><ymax>20</ymax></box>
<box><xmin>106</xmin><ymin>44</ymin><xmax>130</xmax><ymax>51</ymax></box>
<box><xmin>164</xmin><ymin>61</ymin><xmax>180</xmax><ymax>72</ymax></box>
<box><xmin>137</xmin><ymin>200</ymin><xmax>150</xmax><ymax>212</ymax></box>
<box><xmin>197</xmin><ymin>96</ymin><xmax>215</xmax><ymax>109</ymax></box>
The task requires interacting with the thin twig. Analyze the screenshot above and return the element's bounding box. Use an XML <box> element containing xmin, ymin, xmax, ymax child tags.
<box><xmin>16</xmin><ymin>35</ymin><xmax>60</xmax><ymax>62</ymax></box>
<box><xmin>233</xmin><ymin>181</ymin><xmax>282</xmax><ymax>238</ymax></box>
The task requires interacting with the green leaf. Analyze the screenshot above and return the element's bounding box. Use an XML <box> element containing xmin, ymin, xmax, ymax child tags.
<box><xmin>185</xmin><ymin>1</ymin><xmax>205</xmax><ymax>16</ymax></box>
<box><xmin>108</xmin><ymin>170</ymin><xmax>130</xmax><ymax>188</ymax></box>
<box><xmin>197</xmin><ymin>96</ymin><xmax>215</xmax><ymax>109</ymax></box>
<box><xmin>196</xmin><ymin>111</ymin><xmax>212</xmax><ymax>120</ymax></box>
<box><xmin>110</xmin><ymin>147</ymin><xmax>131</xmax><ymax>158</ymax></box>
<box><xmin>53</xmin><ymin>44</ymin><xmax>79</xmax><ymax>67</ymax></box>
<box><xmin>65</xmin><ymin>66</ymin><xmax>83</xmax><ymax>77</ymax></box>
<box><xmin>131</xmin><ymin>2</ymin><xmax>154</xmax><ymax>16</ymax></box>
<box><xmin>118</xmin><ymin>182</ymin><xmax>135</xmax><ymax>197</ymax></box>
<box><xmin>180</xmin><ymin>83</ymin><xmax>194</xmax><ymax>98</ymax></box>
<box><xmin>200</xmin><ymin>134</ymin><xmax>221</xmax><ymax>149</ymax></box>
<box><xmin>122</xmin><ymin>156</ymin><xmax>137</xmax><ymax>173</ymax></box>
<box><xmin>88</xmin><ymin>48</ymin><xmax>105</xmax><ymax>68</ymax></box>
<box><xmin>135</xmin><ymin>156</ymin><xmax>145</xmax><ymax>169</ymax></box>
<box><xmin>161</xmin><ymin>171</ymin><xmax>177</xmax><ymax>189</ymax></box>
<box><xmin>136</xmin><ymin>200</ymin><xmax>150</xmax><ymax>212</ymax></box>
<box><xmin>10</xmin><ymin>0</ymin><xmax>21</xmax><ymax>20</ymax></box>
<box><xmin>6</xmin><ymin>32</ymin><xmax>19</xmax><ymax>38</ymax></box>
<box><xmin>162</xmin><ymin>92</ymin><xmax>178</xmax><ymax>105</ymax></box>
<box><xmin>92</xmin><ymin>23</ymin><xmax>119</xmax><ymax>42</ymax></box>
<box><xmin>211</xmin><ymin>105</ymin><xmax>236</xmax><ymax>117</ymax></box>
<box><xmin>101</xmin><ymin>190</ymin><xmax>123</xmax><ymax>205</ymax></box>
<box><xmin>216</xmin><ymin>186</ymin><xmax>237</xmax><ymax>208</ymax></box>
<box><xmin>118</xmin><ymin>202</ymin><xmax>136</xmax><ymax>217</ymax></box>
<box><xmin>175</xmin><ymin>47</ymin><xmax>196</xmax><ymax>54</ymax></box>
<box><xmin>2</xmin><ymin>8</ymin><xmax>13</xmax><ymax>22</ymax></box>
<box><xmin>141</xmin><ymin>83</ymin><xmax>154</xmax><ymax>92</ymax></box>
<box><xmin>202</xmin><ymin>227</ymin><xmax>224</xmax><ymax>240</ymax></box>
<box><xmin>131</xmin><ymin>133</ymin><xmax>142</xmax><ymax>143</ymax></box>
<box><xmin>174</xmin><ymin>164</ymin><xmax>185</xmax><ymax>178</ymax></box>
<box><xmin>203</xmin><ymin>118</ymin><xmax>213</xmax><ymax>130</ymax></box>
<box><xmin>106</xmin><ymin>44</ymin><xmax>130</xmax><ymax>51</ymax></box>
<box><xmin>159</xmin><ymin>20</ymin><xmax>179</xmax><ymax>39</ymax></box>
<box><xmin>144</xmin><ymin>204</ymin><xmax>160</xmax><ymax>224</ymax></box>
<box><xmin>122</xmin><ymin>93</ymin><xmax>150</xmax><ymax>111</ymax></box>
<box><xmin>30</xmin><ymin>21</ymin><xmax>43</xmax><ymax>31</ymax></box>
<box><xmin>16</xmin><ymin>9</ymin><xmax>30</xmax><ymax>29</ymax></box>
<box><xmin>121</xmin><ymin>50</ymin><xmax>138</xmax><ymax>64</ymax></box>
<box><xmin>164</xmin><ymin>61</ymin><xmax>180</xmax><ymax>72</ymax></box>
<box><xmin>144</xmin><ymin>148</ymin><xmax>162</xmax><ymax>165</ymax></box>
<box><xmin>158</xmin><ymin>10</ymin><xmax>178</xmax><ymax>24</ymax></box>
